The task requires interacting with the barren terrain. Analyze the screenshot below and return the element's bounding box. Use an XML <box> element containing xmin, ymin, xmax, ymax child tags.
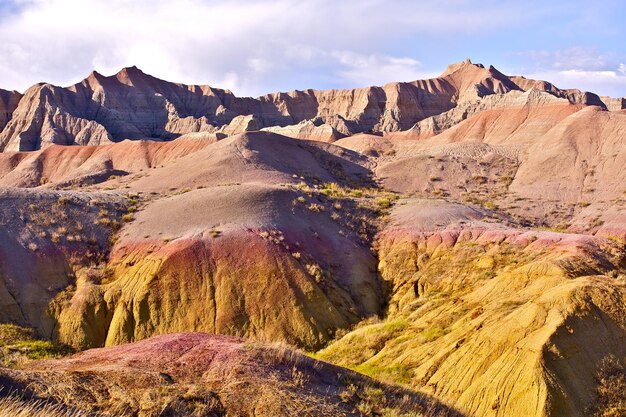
<box><xmin>0</xmin><ymin>60</ymin><xmax>624</xmax><ymax>417</ymax></box>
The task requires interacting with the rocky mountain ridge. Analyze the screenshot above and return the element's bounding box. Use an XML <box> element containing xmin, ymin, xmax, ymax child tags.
<box><xmin>1</xmin><ymin>59</ymin><xmax>624</xmax><ymax>151</ymax></box>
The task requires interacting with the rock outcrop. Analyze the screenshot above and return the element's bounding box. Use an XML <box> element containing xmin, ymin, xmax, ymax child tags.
<box><xmin>396</xmin><ymin>88</ymin><xmax>578</xmax><ymax>140</ymax></box>
<box><xmin>0</xmin><ymin>89</ymin><xmax>22</xmax><ymax>131</ymax></box>
<box><xmin>262</xmin><ymin>118</ymin><xmax>345</xmax><ymax>142</ymax></box>
<box><xmin>318</xmin><ymin>200</ymin><xmax>626</xmax><ymax>417</ymax></box>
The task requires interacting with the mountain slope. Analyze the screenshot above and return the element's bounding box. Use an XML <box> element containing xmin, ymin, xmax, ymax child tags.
<box><xmin>317</xmin><ymin>200</ymin><xmax>626</xmax><ymax>417</ymax></box>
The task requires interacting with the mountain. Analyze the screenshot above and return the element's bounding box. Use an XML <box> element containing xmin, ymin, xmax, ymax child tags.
<box><xmin>2</xmin><ymin>59</ymin><xmax>622</xmax><ymax>151</ymax></box>
<box><xmin>0</xmin><ymin>60</ymin><xmax>624</xmax><ymax>417</ymax></box>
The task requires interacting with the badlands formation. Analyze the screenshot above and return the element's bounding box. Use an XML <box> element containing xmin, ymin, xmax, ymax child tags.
<box><xmin>0</xmin><ymin>59</ymin><xmax>624</xmax><ymax>417</ymax></box>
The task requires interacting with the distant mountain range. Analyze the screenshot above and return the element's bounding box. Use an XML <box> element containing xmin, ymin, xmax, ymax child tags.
<box><xmin>0</xmin><ymin>59</ymin><xmax>623</xmax><ymax>151</ymax></box>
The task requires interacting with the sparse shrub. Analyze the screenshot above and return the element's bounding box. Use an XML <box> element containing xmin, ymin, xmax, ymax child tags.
<box><xmin>589</xmin><ymin>217</ymin><xmax>605</xmax><ymax>229</ymax></box>
<box><xmin>500</xmin><ymin>176</ymin><xmax>514</xmax><ymax>186</ymax></box>
<box><xmin>307</xmin><ymin>203</ymin><xmax>325</xmax><ymax>212</ymax></box>
<box><xmin>473</xmin><ymin>175</ymin><xmax>487</xmax><ymax>184</ymax></box>
<box><xmin>109</xmin><ymin>235</ymin><xmax>119</xmax><ymax>246</ymax></box>
<box><xmin>95</xmin><ymin>217</ymin><xmax>111</xmax><ymax>226</ymax></box>
<box><xmin>209</xmin><ymin>229</ymin><xmax>221</xmax><ymax>238</ymax></box>
<box><xmin>588</xmin><ymin>355</ymin><xmax>626</xmax><ymax>417</ymax></box>
<box><xmin>290</xmin><ymin>365</ymin><xmax>309</xmax><ymax>387</ymax></box>
<box><xmin>376</xmin><ymin>197</ymin><xmax>392</xmax><ymax>210</ymax></box>
<box><xmin>339</xmin><ymin>384</ymin><xmax>359</xmax><ymax>403</ymax></box>
<box><xmin>122</xmin><ymin>214</ymin><xmax>134</xmax><ymax>223</ymax></box>
<box><xmin>305</xmin><ymin>263</ymin><xmax>324</xmax><ymax>283</ymax></box>
<box><xmin>422</xmin><ymin>326</ymin><xmax>448</xmax><ymax>342</ymax></box>
<box><xmin>363</xmin><ymin>386</ymin><xmax>387</xmax><ymax>410</ymax></box>
<box><xmin>27</xmin><ymin>242</ymin><xmax>38</xmax><ymax>252</ymax></box>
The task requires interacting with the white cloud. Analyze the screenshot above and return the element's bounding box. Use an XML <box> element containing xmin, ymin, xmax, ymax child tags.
<box><xmin>330</xmin><ymin>52</ymin><xmax>434</xmax><ymax>87</ymax></box>
<box><xmin>526</xmin><ymin>69</ymin><xmax>626</xmax><ymax>97</ymax></box>
<box><xmin>517</xmin><ymin>47</ymin><xmax>626</xmax><ymax>97</ymax></box>
<box><xmin>0</xmin><ymin>0</ymin><xmax>537</xmax><ymax>96</ymax></box>
<box><xmin>521</xmin><ymin>47</ymin><xmax>619</xmax><ymax>72</ymax></box>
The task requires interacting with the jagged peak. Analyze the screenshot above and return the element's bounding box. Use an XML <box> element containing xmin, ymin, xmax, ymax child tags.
<box><xmin>115</xmin><ymin>65</ymin><xmax>151</xmax><ymax>84</ymax></box>
<box><xmin>75</xmin><ymin>66</ymin><xmax>152</xmax><ymax>89</ymax></box>
<box><xmin>441</xmin><ymin>58</ymin><xmax>485</xmax><ymax>77</ymax></box>
<box><xmin>87</xmin><ymin>70</ymin><xmax>103</xmax><ymax>79</ymax></box>
<box><xmin>117</xmin><ymin>65</ymin><xmax>144</xmax><ymax>76</ymax></box>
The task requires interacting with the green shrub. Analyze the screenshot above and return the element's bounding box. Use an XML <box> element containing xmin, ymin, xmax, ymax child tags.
<box><xmin>0</xmin><ymin>324</ymin><xmax>73</xmax><ymax>367</ymax></box>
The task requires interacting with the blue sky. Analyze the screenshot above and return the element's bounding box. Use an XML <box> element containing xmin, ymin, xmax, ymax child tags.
<box><xmin>0</xmin><ymin>0</ymin><xmax>624</xmax><ymax>97</ymax></box>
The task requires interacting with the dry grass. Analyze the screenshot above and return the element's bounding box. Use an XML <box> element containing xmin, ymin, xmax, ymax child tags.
<box><xmin>589</xmin><ymin>355</ymin><xmax>626</xmax><ymax>417</ymax></box>
<box><xmin>0</xmin><ymin>397</ymin><xmax>96</xmax><ymax>417</ymax></box>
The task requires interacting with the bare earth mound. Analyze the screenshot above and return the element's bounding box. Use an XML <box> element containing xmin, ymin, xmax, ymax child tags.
<box><xmin>0</xmin><ymin>333</ymin><xmax>461</xmax><ymax>417</ymax></box>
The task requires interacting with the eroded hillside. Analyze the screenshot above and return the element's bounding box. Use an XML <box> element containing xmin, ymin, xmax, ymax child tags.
<box><xmin>0</xmin><ymin>60</ymin><xmax>624</xmax><ymax>417</ymax></box>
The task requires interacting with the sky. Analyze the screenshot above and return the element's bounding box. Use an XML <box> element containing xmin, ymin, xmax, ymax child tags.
<box><xmin>0</xmin><ymin>0</ymin><xmax>624</xmax><ymax>97</ymax></box>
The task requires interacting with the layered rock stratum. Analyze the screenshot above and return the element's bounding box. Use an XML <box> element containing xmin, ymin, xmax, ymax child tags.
<box><xmin>0</xmin><ymin>60</ymin><xmax>624</xmax><ymax>417</ymax></box>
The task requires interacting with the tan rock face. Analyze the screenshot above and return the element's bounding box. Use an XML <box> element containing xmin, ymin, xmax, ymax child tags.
<box><xmin>395</xmin><ymin>88</ymin><xmax>576</xmax><ymax>140</ymax></box>
<box><xmin>261</xmin><ymin>118</ymin><xmax>344</xmax><ymax>142</ymax></box>
<box><xmin>600</xmin><ymin>96</ymin><xmax>626</xmax><ymax>111</ymax></box>
<box><xmin>0</xmin><ymin>89</ymin><xmax>22</xmax><ymax>131</ymax></box>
